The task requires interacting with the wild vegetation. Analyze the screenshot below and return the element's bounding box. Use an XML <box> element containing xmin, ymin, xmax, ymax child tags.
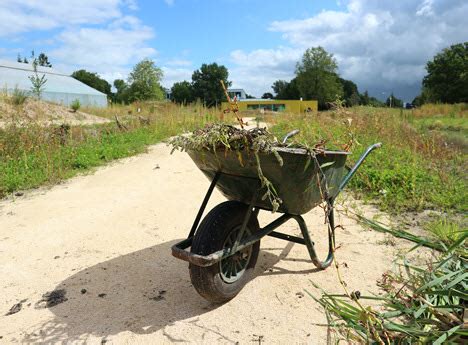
<box><xmin>0</xmin><ymin>101</ymin><xmax>219</xmax><ymax>198</ymax></box>
<box><xmin>309</xmin><ymin>231</ymin><xmax>467</xmax><ymax>344</ymax></box>
<box><xmin>269</xmin><ymin>106</ymin><xmax>467</xmax><ymax>214</ymax></box>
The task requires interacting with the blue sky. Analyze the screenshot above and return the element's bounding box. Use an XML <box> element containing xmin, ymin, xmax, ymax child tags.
<box><xmin>1</xmin><ymin>0</ymin><xmax>466</xmax><ymax>101</ymax></box>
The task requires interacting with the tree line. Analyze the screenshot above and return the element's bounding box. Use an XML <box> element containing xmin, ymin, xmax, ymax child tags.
<box><xmin>72</xmin><ymin>59</ymin><xmax>165</xmax><ymax>104</ymax></box>
<box><xmin>71</xmin><ymin>60</ymin><xmax>231</xmax><ymax>106</ymax></box>
<box><xmin>171</xmin><ymin>47</ymin><xmax>385</xmax><ymax>109</ymax></box>
<box><xmin>20</xmin><ymin>41</ymin><xmax>467</xmax><ymax>107</ymax></box>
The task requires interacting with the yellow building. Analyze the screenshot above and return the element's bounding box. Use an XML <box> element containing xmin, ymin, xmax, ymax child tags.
<box><xmin>222</xmin><ymin>99</ymin><xmax>318</xmax><ymax>114</ymax></box>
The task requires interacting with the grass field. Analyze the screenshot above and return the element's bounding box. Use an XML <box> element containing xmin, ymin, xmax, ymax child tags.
<box><xmin>0</xmin><ymin>101</ymin><xmax>220</xmax><ymax>197</ymax></box>
<box><xmin>2</xmin><ymin>100</ymin><xmax>466</xmax><ymax>216</ymax></box>
<box><xmin>269</xmin><ymin>106</ymin><xmax>467</xmax><ymax>214</ymax></box>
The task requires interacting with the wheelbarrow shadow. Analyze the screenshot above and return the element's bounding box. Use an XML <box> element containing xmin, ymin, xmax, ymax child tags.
<box><xmin>24</xmin><ymin>239</ymin><xmax>291</xmax><ymax>343</ymax></box>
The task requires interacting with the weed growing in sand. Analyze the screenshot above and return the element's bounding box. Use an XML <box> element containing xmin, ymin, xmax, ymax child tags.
<box><xmin>308</xmin><ymin>216</ymin><xmax>467</xmax><ymax>344</ymax></box>
<box><xmin>425</xmin><ymin>216</ymin><xmax>466</xmax><ymax>245</ymax></box>
<box><xmin>70</xmin><ymin>99</ymin><xmax>81</xmax><ymax>112</ymax></box>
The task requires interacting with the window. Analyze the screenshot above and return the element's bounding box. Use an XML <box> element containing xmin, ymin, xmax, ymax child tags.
<box><xmin>247</xmin><ymin>104</ymin><xmax>285</xmax><ymax>111</ymax></box>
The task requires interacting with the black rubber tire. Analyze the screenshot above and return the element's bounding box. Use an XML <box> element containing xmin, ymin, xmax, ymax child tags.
<box><xmin>189</xmin><ymin>201</ymin><xmax>260</xmax><ymax>303</ymax></box>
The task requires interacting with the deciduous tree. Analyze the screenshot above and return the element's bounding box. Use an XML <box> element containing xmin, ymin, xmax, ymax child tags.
<box><xmin>113</xmin><ymin>79</ymin><xmax>129</xmax><ymax>104</ymax></box>
<box><xmin>191</xmin><ymin>63</ymin><xmax>230</xmax><ymax>107</ymax></box>
<box><xmin>127</xmin><ymin>59</ymin><xmax>164</xmax><ymax>102</ymax></box>
<box><xmin>37</xmin><ymin>53</ymin><xmax>52</xmax><ymax>67</ymax></box>
<box><xmin>338</xmin><ymin>78</ymin><xmax>360</xmax><ymax>106</ymax></box>
<box><xmin>423</xmin><ymin>42</ymin><xmax>468</xmax><ymax>103</ymax></box>
<box><xmin>271</xmin><ymin>79</ymin><xmax>300</xmax><ymax>99</ymax></box>
<box><xmin>72</xmin><ymin>69</ymin><xmax>112</xmax><ymax>97</ymax></box>
<box><xmin>295</xmin><ymin>47</ymin><xmax>343</xmax><ymax>108</ymax></box>
<box><xmin>171</xmin><ymin>81</ymin><xmax>194</xmax><ymax>104</ymax></box>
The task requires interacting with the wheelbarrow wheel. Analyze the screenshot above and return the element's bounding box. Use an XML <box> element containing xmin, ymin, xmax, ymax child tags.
<box><xmin>190</xmin><ymin>201</ymin><xmax>260</xmax><ymax>303</ymax></box>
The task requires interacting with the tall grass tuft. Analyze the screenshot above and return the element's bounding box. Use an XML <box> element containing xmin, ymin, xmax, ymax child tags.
<box><xmin>9</xmin><ymin>87</ymin><xmax>29</xmax><ymax>106</ymax></box>
<box><xmin>307</xmin><ymin>229</ymin><xmax>467</xmax><ymax>344</ymax></box>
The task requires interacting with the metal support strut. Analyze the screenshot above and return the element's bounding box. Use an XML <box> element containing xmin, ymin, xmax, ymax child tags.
<box><xmin>171</xmin><ymin>170</ymin><xmax>337</xmax><ymax>269</ymax></box>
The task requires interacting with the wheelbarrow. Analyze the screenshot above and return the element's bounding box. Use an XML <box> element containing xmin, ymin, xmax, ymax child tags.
<box><xmin>172</xmin><ymin>130</ymin><xmax>382</xmax><ymax>303</ymax></box>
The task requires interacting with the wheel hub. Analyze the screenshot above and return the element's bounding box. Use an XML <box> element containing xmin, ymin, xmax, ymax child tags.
<box><xmin>219</xmin><ymin>226</ymin><xmax>253</xmax><ymax>284</ymax></box>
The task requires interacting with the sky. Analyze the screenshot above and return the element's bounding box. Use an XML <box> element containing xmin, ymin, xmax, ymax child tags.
<box><xmin>0</xmin><ymin>0</ymin><xmax>466</xmax><ymax>101</ymax></box>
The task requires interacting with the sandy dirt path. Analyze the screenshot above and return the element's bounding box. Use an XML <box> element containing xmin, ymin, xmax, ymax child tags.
<box><xmin>1</xmin><ymin>143</ymin><xmax>401</xmax><ymax>344</ymax></box>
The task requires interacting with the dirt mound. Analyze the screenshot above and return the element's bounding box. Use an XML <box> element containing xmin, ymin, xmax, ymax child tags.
<box><xmin>0</xmin><ymin>98</ymin><xmax>110</xmax><ymax>127</ymax></box>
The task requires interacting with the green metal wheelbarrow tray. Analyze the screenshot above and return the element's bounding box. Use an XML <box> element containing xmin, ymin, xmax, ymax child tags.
<box><xmin>172</xmin><ymin>130</ymin><xmax>382</xmax><ymax>302</ymax></box>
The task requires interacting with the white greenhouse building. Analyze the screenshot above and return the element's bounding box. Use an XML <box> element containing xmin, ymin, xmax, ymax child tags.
<box><xmin>0</xmin><ymin>60</ymin><xmax>107</xmax><ymax>107</ymax></box>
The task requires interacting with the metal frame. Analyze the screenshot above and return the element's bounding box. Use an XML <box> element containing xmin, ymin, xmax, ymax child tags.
<box><xmin>171</xmin><ymin>143</ymin><xmax>382</xmax><ymax>269</ymax></box>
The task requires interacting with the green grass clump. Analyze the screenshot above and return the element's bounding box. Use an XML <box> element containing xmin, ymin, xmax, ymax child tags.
<box><xmin>70</xmin><ymin>99</ymin><xmax>81</xmax><ymax>112</ymax></box>
<box><xmin>425</xmin><ymin>216</ymin><xmax>466</xmax><ymax>245</ymax></box>
<box><xmin>309</xmin><ymin>250</ymin><xmax>467</xmax><ymax>344</ymax></box>
<box><xmin>10</xmin><ymin>87</ymin><xmax>29</xmax><ymax>106</ymax></box>
<box><xmin>309</xmin><ymin>216</ymin><xmax>467</xmax><ymax>344</ymax></box>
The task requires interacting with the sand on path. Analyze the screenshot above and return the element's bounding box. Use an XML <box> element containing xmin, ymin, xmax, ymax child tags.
<box><xmin>0</xmin><ymin>143</ymin><xmax>401</xmax><ymax>344</ymax></box>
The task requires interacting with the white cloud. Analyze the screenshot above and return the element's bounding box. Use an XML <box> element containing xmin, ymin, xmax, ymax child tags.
<box><xmin>228</xmin><ymin>48</ymin><xmax>301</xmax><ymax>97</ymax></box>
<box><xmin>50</xmin><ymin>17</ymin><xmax>156</xmax><ymax>77</ymax></box>
<box><xmin>161</xmin><ymin>66</ymin><xmax>192</xmax><ymax>87</ymax></box>
<box><xmin>164</xmin><ymin>0</ymin><xmax>175</xmax><ymax>6</ymax></box>
<box><xmin>0</xmin><ymin>0</ymin><xmax>132</xmax><ymax>36</ymax></box>
<box><xmin>230</xmin><ymin>0</ymin><xmax>468</xmax><ymax>100</ymax></box>
<box><xmin>0</xmin><ymin>0</ymin><xmax>159</xmax><ymax>84</ymax></box>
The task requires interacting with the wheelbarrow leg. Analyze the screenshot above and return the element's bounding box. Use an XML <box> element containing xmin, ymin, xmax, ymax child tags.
<box><xmin>188</xmin><ymin>172</ymin><xmax>220</xmax><ymax>239</ymax></box>
<box><xmin>230</xmin><ymin>191</ymin><xmax>259</xmax><ymax>254</ymax></box>
<box><xmin>293</xmin><ymin>205</ymin><xmax>335</xmax><ymax>270</ymax></box>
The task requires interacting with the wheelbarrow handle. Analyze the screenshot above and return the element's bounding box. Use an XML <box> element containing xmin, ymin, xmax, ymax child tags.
<box><xmin>282</xmin><ymin>129</ymin><xmax>300</xmax><ymax>143</ymax></box>
<box><xmin>336</xmin><ymin>142</ymin><xmax>382</xmax><ymax>195</ymax></box>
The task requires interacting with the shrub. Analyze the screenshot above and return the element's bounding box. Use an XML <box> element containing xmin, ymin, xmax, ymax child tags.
<box><xmin>70</xmin><ymin>99</ymin><xmax>81</xmax><ymax>112</ymax></box>
<box><xmin>9</xmin><ymin>87</ymin><xmax>28</xmax><ymax>106</ymax></box>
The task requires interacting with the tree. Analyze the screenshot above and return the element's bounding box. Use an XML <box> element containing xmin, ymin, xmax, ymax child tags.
<box><xmin>295</xmin><ymin>47</ymin><xmax>343</xmax><ymax>108</ymax></box>
<box><xmin>113</xmin><ymin>79</ymin><xmax>129</xmax><ymax>104</ymax></box>
<box><xmin>412</xmin><ymin>88</ymin><xmax>433</xmax><ymax>107</ymax></box>
<box><xmin>191</xmin><ymin>63</ymin><xmax>230</xmax><ymax>107</ymax></box>
<box><xmin>385</xmin><ymin>93</ymin><xmax>403</xmax><ymax>108</ymax></box>
<box><xmin>422</xmin><ymin>42</ymin><xmax>468</xmax><ymax>103</ymax></box>
<box><xmin>126</xmin><ymin>58</ymin><xmax>164</xmax><ymax>102</ymax></box>
<box><xmin>37</xmin><ymin>53</ymin><xmax>52</xmax><ymax>67</ymax></box>
<box><xmin>261</xmin><ymin>92</ymin><xmax>273</xmax><ymax>99</ymax></box>
<box><xmin>29</xmin><ymin>60</ymin><xmax>47</xmax><ymax>99</ymax></box>
<box><xmin>17</xmin><ymin>51</ymin><xmax>51</xmax><ymax>66</ymax></box>
<box><xmin>171</xmin><ymin>81</ymin><xmax>194</xmax><ymax>104</ymax></box>
<box><xmin>271</xmin><ymin>78</ymin><xmax>300</xmax><ymax>99</ymax></box>
<box><xmin>72</xmin><ymin>69</ymin><xmax>112</xmax><ymax>97</ymax></box>
<box><xmin>272</xmin><ymin>80</ymin><xmax>288</xmax><ymax>97</ymax></box>
<box><xmin>338</xmin><ymin>78</ymin><xmax>360</xmax><ymax>106</ymax></box>
<box><xmin>16</xmin><ymin>53</ymin><xmax>28</xmax><ymax>63</ymax></box>
<box><xmin>360</xmin><ymin>90</ymin><xmax>370</xmax><ymax>105</ymax></box>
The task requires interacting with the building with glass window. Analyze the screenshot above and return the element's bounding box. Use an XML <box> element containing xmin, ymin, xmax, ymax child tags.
<box><xmin>222</xmin><ymin>98</ymin><xmax>318</xmax><ymax>114</ymax></box>
<box><xmin>0</xmin><ymin>60</ymin><xmax>107</xmax><ymax>107</ymax></box>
